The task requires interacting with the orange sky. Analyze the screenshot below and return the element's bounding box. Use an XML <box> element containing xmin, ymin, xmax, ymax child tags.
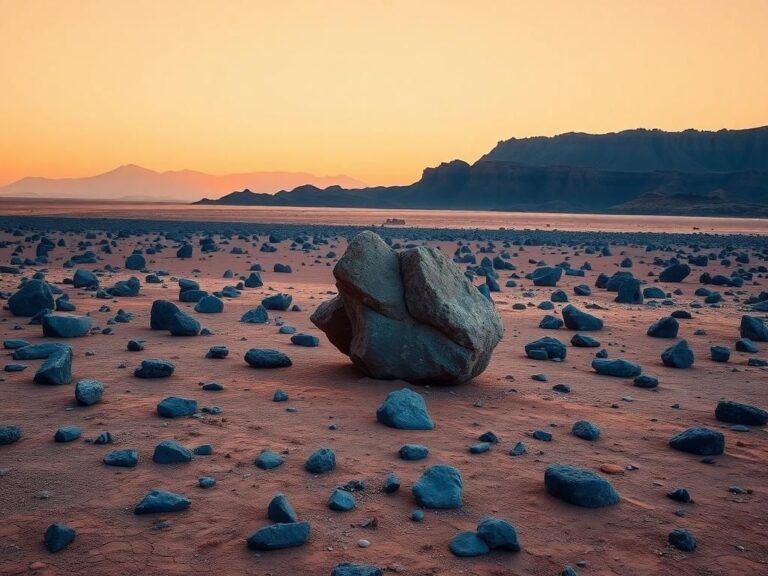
<box><xmin>1</xmin><ymin>0</ymin><xmax>767</xmax><ymax>187</ymax></box>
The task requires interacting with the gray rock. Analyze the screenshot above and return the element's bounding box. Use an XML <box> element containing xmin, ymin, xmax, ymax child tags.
<box><xmin>75</xmin><ymin>379</ymin><xmax>104</xmax><ymax>406</ymax></box>
<box><xmin>412</xmin><ymin>464</ymin><xmax>463</xmax><ymax>509</ymax></box>
<box><xmin>669</xmin><ymin>427</ymin><xmax>724</xmax><ymax>455</ymax></box>
<box><xmin>246</xmin><ymin>521</ymin><xmax>310</xmax><ymax>550</ymax></box>
<box><xmin>134</xmin><ymin>489</ymin><xmax>190</xmax><ymax>514</ymax></box>
<box><xmin>544</xmin><ymin>464</ymin><xmax>620</xmax><ymax>508</ymax></box>
<box><xmin>376</xmin><ymin>388</ymin><xmax>434</xmax><ymax>430</ymax></box>
<box><xmin>44</xmin><ymin>523</ymin><xmax>76</xmax><ymax>553</ymax></box>
<box><xmin>41</xmin><ymin>313</ymin><xmax>92</xmax><ymax>338</ymax></box>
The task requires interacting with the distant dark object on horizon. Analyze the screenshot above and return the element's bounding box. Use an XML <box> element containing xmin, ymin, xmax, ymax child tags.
<box><xmin>196</xmin><ymin>126</ymin><xmax>768</xmax><ymax>217</ymax></box>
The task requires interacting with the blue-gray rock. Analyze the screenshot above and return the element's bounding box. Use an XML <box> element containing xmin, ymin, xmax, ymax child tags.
<box><xmin>412</xmin><ymin>464</ymin><xmax>463</xmax><ymax>509</ymax></box>
<box><xmin>710</xmin><ymin>345</ymin><xmax>730</xmax><ymax>362</ymax></box>
<box><xmin>562</xmin><ymin>304</ymin><xmax>603</xmax><ymax>331</ymax></box>
<box><xmin>73</xmin><ymin>268</ymin><xmax>99</xmax><ymax>288</ymax></box>
<box><xmin>376</xmin><ymin>388</ymin><xmax>434</xmax><ymax>430</ymax></box>
<box><xmin>661</xmin><ymin>340</ymin><xmax>694</xmax><ymax>368</ymax></box>
<box><xmin>735</xmin><ymin>338</ymin><xmax>759</xmax><ymax>353</ymax></box>
<box><xmin>469</xmin><ymin>441</ymin><xmax>491</xmax><ymax>453</ymax></box>
<box><xmin>531</xmin><ymin>266</ymin><xmax>563</xmax><ymax>287</ymax></box>
<box><xmin>715</xmin><ymin>400</ymin><xmax>767</xmax><ymax>426</ymax></box>
<box><xmin>75</xmin><ymin>378</ymin><xmax>104</xmax><ymax>406</ymax></box>
<box><xmin>571</xmin><ymin>333</ymin><xmax>600</xmax><ymax>347</ymax></box>
<box><xmin>12</xmin><ymin>342</ymin><xmax>70</xmax><ymax>360</ymax></box>
<box><xmin>659</xmin><ymin>263</ymin><xmax>691</xmax><ymax>283</ymax></box>
<box><xmin>125</xmin><ymin>253</ymin><xmax>146</xmax><ymax>270</ymax></box>
<box><xmin>134</xmin><ymin>489</ymin><xmax>190</xmax><ymax>514</ymax></box>
<box><xmin>571</xmin><ymin>420</ymin><xmax>600</xmax><ymax>441</ymax></box>
<box><xmin>240</xmin><ymin>306</ymin><xmax>269</xmax><ymax>324</ymax></box>
<box><xmin>194</xmin><ymin>295</ymin><xmax>223</xmax><ymax>313</ymax></box>
<box><xmin>244</xmin><ymin>348</ymin><xmax>292</xmax><ymax>368</ymax></box>
<box><xmin>399</xmin><ymin>443</ymin><xmax>429</xmax><ymax>460</ymax></box>
<box><xmin>592</xmin><ymin>358</ymin><xmax>641</xmax><ymax>378</ymax></box>
<box><xmin>54</xmin><ymin>425</ymin><xmax>81</xmax><ymax>442</ymax></box>
<box><xmin>8</xmin><ymin>279</ymin><xmax>55</xmax><ymax>317</ymax></box>
<box><xmin>304</xmin><ymin>448</ymin><xmax>336</xmax><ymax>474</ymax></box>
<box><xmin>525</xmin><ymin>336</ymin><xmax>566</xmax><ymax>360</ymax></box>
<box><xmin>449</xmin><ymin>531</ymin><xmax>490</xmax><ymax>557</ymax></box>
<box><xmin>740</xmin><ymin>315</ymin><xmax>768</xmax><ymax>342</ymax></box>
<box><xmin>255</xmin><ymin>450</ymin><xmax>285</xmax><ymax>470</ymax></box>
<box><xmin>328</xmin><ymin>488</ymin><xmax>356</xmax><ymax>511</ymax></box>
<box><xmin>668</xmin><ymin>529</ymin><xmax>697</xmax><ymax>551</ymax></box>
<box><xmin>44</xmin><ymin>523</ymin><xmax>76</xmax><ymax>553</ymax></box>
<box><xmin>669</xmin><ymin>427</ymin><xmax>724</xmax><ymax>455</ymax></box>
<box><xmin>615</xmin><ymin>278</ymin><xmax>643</xmax><ymax>304</ymax></box>
<box><xmin>633</xmin><ymin>373</ymin><xmax>659</xmax><ymax>388</ymax></box>
<box><xmin>198</xmin><ymin>476</ymin><xmax>216</xmax><ymax>489</ymax></box>
<box><xmin>3</xmin><ymin>339</ymin><xmax>29</xmax><ymax>350</ymax></box>
<box><xmin>41</xmin><ymin>313</ymin><xmax>91</xmax><ymax>338</ymax></box>
<box><xmin>168</xmin><ymin>311</ymin><xmax>200</xmax><ymax>336</ymax></box>
<box><xmin>647</xmin><ymin>317</ymin><xmax>679</xmax><ymax>338</ymax></box>
<box><xmin>103</xmin><ymin>449</ymin><xmax>138</xmax><ymax>467</ymax></box>
<box><xmin>539</xmin><ymin>315</ymin><xmax>564</xmax><ymax>330</ymax></box>
<box><xmin>544</xmin><ymin>464</ymin><xmax>620</xmax><ymax>508</ymax></box>
<box><xmin>643</xmin><ymin>287</ymin><xmax>666</xmax><ymax>299</ymax></box>
<box><xmin>193</xmin><ymin>444</ymin><xmax>213</xmax><ymax>455</ymax></box>
<box><xmin>532</xmin><ymin>430</ymin><xmax>552</xmax><ymax>441</ymax></box>
<box><xmin>0</xmin><ymin>425</ymin><xmax>23</xmax><ymax>445</ymax></box>
<box><xmin>246</xmin><ymin>521</ymin><xmax>310</xmax><ymax>550</ymax></box>
<box><xmin>262</xmin><ymin>293</ymin><xmax>293</xmax><ymax>311</ymax></box>
<box><xmin>134</xmin><ymin>358</ymin><xmax>175</xmax><ymax>378</ymax></box>
<box><xmin>291</xmin><ymin>333</ymin><xmax>319</xmax><ymax>347</ymax></box>
<box><xmin>34</xmin><ymin>348</ymin><xmax>73</xmax><ymax>385</ymax></box>
<box><xmin>176</xmin><ymin>244</ymin><xmax>193</xmax><ymax>258</ymax></box>
<box><xmin>157</xmin><ymin>396</ymin><xmax>198</xmax><ymax>418</ymax></box>
<box><xmin>383</xmin><ymin>472</ymin><xmax>400</xmax><ymax>493</ymax></box>
<box><xmin>476</xmin><ymin>516</ymin><xmax>521</xmax><ymax>551</ymax></box>
<box><xmin>4</xmin><ymin>363</ymin><xmax>27</xmax><ymax>372</ymax></box>
<box><xmin>268</xmin><ymin>493</ymin><xmax>298</xmax><ymax>523</ymax></box>
<box><xmin>273</xmin><ymin>389</ymin><xmax>288</xmax><ymax>402</ymax></box>
<box><xmin>330</xmin><ymin>563</ymin><xmax>383</xmax><ymax>576</ymax></box>
<box><xmin>206</xmin><ymin>345</ymin><xmax>229</xmax><ymax>359</ymax></box>
<box><xmin>127</xmin><ymin>339</ymin><xmax>145</xmax><ymax>352</ymax></box>
<box><xmin>150</xmin><ymin>300</ymin><xmax>181</xmax><ymax>330</ymax></box>
<box><xmin>152</xmin><ymin>440</ymin><xmax>192</xmax><ymax>463</ymax></box>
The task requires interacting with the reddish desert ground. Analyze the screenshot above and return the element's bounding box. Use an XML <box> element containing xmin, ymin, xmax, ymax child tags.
<box><xmin>0</xmin><ymin>212</ymin><xmax>767</xmax><ymax>576</ymax></box>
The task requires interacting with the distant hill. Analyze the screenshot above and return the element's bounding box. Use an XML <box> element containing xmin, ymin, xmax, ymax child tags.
<box><xmin>196</xmin><ymin>125</ymin><xmax>768</xmax><ymax>217</ymax></box>
<box><xmin>0</xmin><ymin>164</ymin><xmax>365</xmax><ymax>202</ymax></box>
<box><xmin>481</xmin><ymin>126</ymin><xmax>768</xmax><ymax>172</ymax></box>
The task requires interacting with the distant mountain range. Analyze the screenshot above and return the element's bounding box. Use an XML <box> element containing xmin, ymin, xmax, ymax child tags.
<box><xmin>197</xmin><ymin>126</ymin><xmax>768</xmax><ymax>216</ymax></box>
<box><xmin>0</xmin><ymin>164</ymin><xmax>365</xmax><ymax>202</ymax></box>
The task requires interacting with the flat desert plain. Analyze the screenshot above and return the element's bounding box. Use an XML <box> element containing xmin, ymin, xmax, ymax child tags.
<box><xmin>0</xmin><ymin>210</ymin><xmax>767</xmax><ymax>576</ymax></box>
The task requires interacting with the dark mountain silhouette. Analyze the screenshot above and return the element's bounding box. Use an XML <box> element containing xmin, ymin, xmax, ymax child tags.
<box><xmin>196</xmin><ymin>126</ymin><xmax>768</xmax><ymax>216</ymax></box>
<box><xmin>481</xmin><ymin>126</ymin><xmax>768</xmax><ymax>172</ymax></box>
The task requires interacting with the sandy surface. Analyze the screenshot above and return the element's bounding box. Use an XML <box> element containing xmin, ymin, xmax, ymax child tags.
<box><xmin>0</xmin><ymin>198</ymin><xmax>767</xmax><ymax>234</ymax></box>
<box><xmin>0</xmin><ymin>221</ymin><xmax>767</xmax><ymax>576</ymax></box>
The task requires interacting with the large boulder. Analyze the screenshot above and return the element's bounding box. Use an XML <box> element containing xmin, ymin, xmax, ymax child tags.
<box><xmin>150</xmin><ymin>300</ymin><xmax>181</xmax><ymax>330</ymax></box>
<box><xmin>562</xmin><ymin>304</ymin><xmax>603</xmax><ymax>331</ymax></box>
<box><xmin>41</xmin><ymin>313</ymin><xmax>92</xmax><ymax>338</ymax></box>
<box><xmin>659</xmin><ymin>263</ymin><xmax>691</xmax><ymax>283</ymax></box>
<box><xmin>544</xmin><ymin>464</ymin><xmax>620</xmax><ymax>508</ymax></box>
<box><xmin>740</xmin><ymin>315</ymin><xmax>768</xmax><ymax>342</ymax></box>
<box><xmin>310</xmin><ymin>232</ymin><xmax>503</xmax><ymax>384</ymax></box>
<box><xmin>73</xmin><ymin>269</ymin><xmax>99</xmax><ymax>289</ymax></box>
<box><xmin>8</xmin><ymin>279</ymin><xmax>55</xmax><ymax>317</ymax></box>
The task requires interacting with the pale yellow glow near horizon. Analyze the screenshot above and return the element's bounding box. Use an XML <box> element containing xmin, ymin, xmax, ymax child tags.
<box><xmin>1</xmin><ymin>0</ymin><xmax>767</xmax><ymax>188</ymax></box>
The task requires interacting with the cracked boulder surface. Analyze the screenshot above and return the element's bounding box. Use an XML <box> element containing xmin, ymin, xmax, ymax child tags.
<box><xmin>311</xmin><ymin>231</ymin><xmax>503</xmax><ymax>384</ymax></box>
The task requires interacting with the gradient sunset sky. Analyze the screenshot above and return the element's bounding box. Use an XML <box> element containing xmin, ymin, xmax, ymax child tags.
<box><xmin>2</xmin><ymin>0</ymin><xmax>767</xmax><ymax>187</ymax></box>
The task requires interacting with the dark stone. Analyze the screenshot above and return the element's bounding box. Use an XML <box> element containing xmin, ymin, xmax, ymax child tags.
<box><xmin>75</xmin><ymin>378</ymin><xmax>104</xmax><ymax>406</ymax></box>
<box><xmin>571</xmin><ymin>420</ymin><xmax>600</xmax><ymax>441</ymax></box>
<box><xmin>715</xmin><ymin>400</ymin><xmax>768</xmax><ymax>426</ymax></box>
<box><xmin>383</xmin><ymin>472</ymin><xmax>401</xmax><ymax>493</ymax></box>
<box><xmin>268</xmin><ymin>494</ymin><xmax>298</xmax><ymax>523</ymax></box>
<box><xmin>330</xmin><ymin>563</ymin><xmax>383</xmax><ymax>576</ymax></box>
<box><xmin>449</xmin><ymin>531</ymin><xmax>490</xmax><ymax>557</ymax></box>
<box><xmin>661</xmin><ymin>340</ymin><xmax>694</xmax><ymax>369</ymax></box>
<box><xmin>328</xmin><ymin>488</ymin><xmax>356</xmax><ymax>511</ymax></box>
<box><xmin>157</xmin><ymin>397</ymin><xmax>198</xmax><ymax>418</ymax></box>
<box><xmin>659</xmin><ymin>263</ymin><xmax>691</xmax><ymax>283</ymax></box>
<box><xmin>668</xmin><ymin>529</ymin><xmax>697</xmax><ymax>552</ymax></box>
<box><xmin>134</xmin><ymin>489</ymin><xmax>190</xmax><ymax>514</ymax></box>
<box><xmin>125</xmin><ymin>253</ymin><xmax>146</xmax><ymax>270</ymax></box>
<box><xmin>376</xmin><ymin>388</ymin><xmax>434</xmax><ymax>430</ymax></box>
<box><xmin>571</xmin><ymin>333</ymin><xmax>600</xmax><ymax>347</ymax></box>
<box><xmin>476</xmin><ymin>516</ymin><xmax>521</xmax><ymax>551</ymax></box>
<box><xmin>262</xmin><ymin>293</ymin><xmax>293</xmax><ymax>311</ymax></box>
<box><xmin>669</xmin><ymin>427</ymin><xmax>724</xmax><ymax>455</ymax></box>
<box><xmin>710</xmin><ymin>345</ymin><xmax>730</xmax><ymax>362</ymax></box>
<box><xmin>525</xmin><ymin>336</ymin><xmax>566</xmax><ymax>360</ymax></box>
<box><xmin>134</xmin><ymin>358</ymin><xmax>175</xmax><ymax>378</ymax></box>
<box><xmin>740</xmin><ymin>316</ymin><xmax>768</xmax><ymax>342</ymax></box>
<box><xmin>291</xmin><ymin>333</ymin><xmax>319</xmax><ymax>347</ymax></box>
<box><xmin>34</xmin><ymin>348</ymin><xmax>73</xmax><ymax>385</ymax></box>
<box><xmin>544</xmin><ymin>464</ymin><xmax>620</xmax><ymax>508</ymax></box>
<box><xmin>562</xmin><ymin>304</ymin><xmax>603</xmax><ymax>331</ymax></box>
<box><xmin>412</xmin><ymin>464</ymin><xmax>463</xmax><ymax>509</ymax></box>
<box><xmin>103</xmin><ymin>449</ymin><xmax>138</xmax><ymax>467</ymax></box>
<box><xmin>152</xmin><ymin>440</ymin><xmax>192</xmax><ymax>463</ymax></box>
<box><xmin>168</xmin><ymin>311</ymin><xmax>200</xmax><ymax>336</ymax></box>
<box><xmin>633</xmin><ymin>374</ymin><xmax>659</xmax><ymax>388</ymax></box>
<box><xmin>8</xmin><ymin>279</ymin><xmax>55</xmax><ymax>317</ymax></box>
<box><xmin>647</xmin><ymin>317</ymin><xmax>679</xmax><ymax>338</ymax></box>
<box><xmin>240</xmin><ymin>306</ymin><xmax>269</xmax><ymax>324</ymax></box>
<box><xmin>54</xmin><ymin>425</ymin><xmax>81</xmax><ymax>442</ymax></box>
<box><xmin>246</xmin><ymin>521</ymin><xmax>310</xmax><ymax>550</ymax></box>
<box><xmin>194</xmin><ymin>295</ymin><xmax>223</xmax><ymax>313</ymax></box>
<box><xmin>44</xmin><ymin>523</ymin><xmax>76</xmax><ymax>553</ymax></box>
<box><xmin>150</xmin><ymin>300</ymin><xmax>181</xmax><ymax>330</ymax></box>
<box><xmin>244</xmin><ymin>348</ymin><xmax>292</xmax><ymax>368</ymax></box>
<box><xmin>304</xmin><ymin>448</ymin><xmax>336</xmax><ymax>474</ymax></box>
<box><xmin>0</xmin><ymin>425</ymin><xmax>23</xmax><ymax>445</ymax></box>
<box><xmin>255</xmin><ymin>450</ymin><xmax>285</xmax><ymax>470</ymax></box>
<box><xmin>592</xmin><ymin>358</ymin><xmax>642</xmax><ymax>378</ymax></box>
<box><xmin>399</xmin><ymin>443</ymin><xmax>429</xmax><ymax>460</ymax></box>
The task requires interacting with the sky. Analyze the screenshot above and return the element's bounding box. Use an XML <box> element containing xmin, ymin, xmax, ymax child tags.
<box><xmin>1</xmin><ymin>0</ymin><xmax>767</xmax><ymax>187</ymax></box>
